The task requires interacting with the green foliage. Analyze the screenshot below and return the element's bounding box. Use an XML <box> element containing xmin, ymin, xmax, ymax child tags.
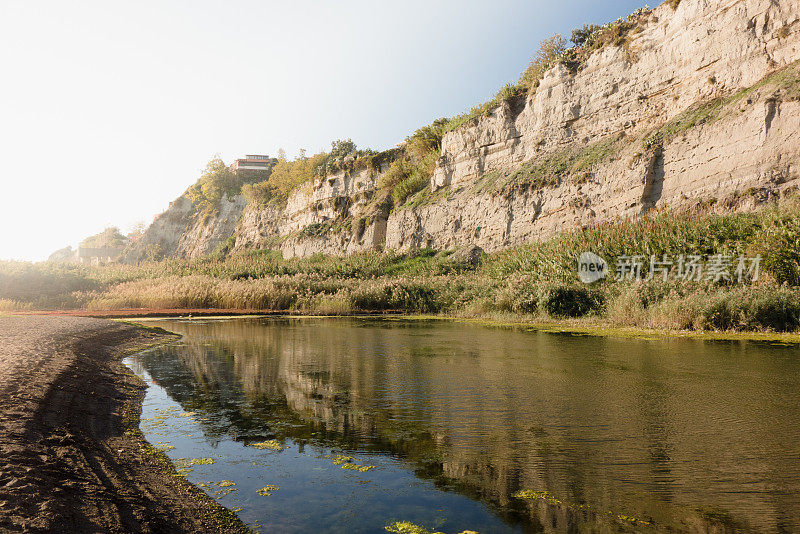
<box><xmin>5</xmin><ymin>195</ymin><xmax>800</xmax><ymax>333</ymax></box>
<box><xmin>444</xmin><ymin>84</ymin><xmax>524</xmax><ymax>134</ymax></box>
<box><xmin>377</xmin><ymin>120</ymin><xmax>446</xmax><ymax>207</ymax></box>
<box><xmin>392</xmin><ymin>151</ymin><xmax>438</xmax><ymax>205</ymax></box>
<box><xmin>570</xmin><ymin>24</ymin><xmax>602</xmax><ymax>47</ymax></box>
<box><xmin>242</xmin><ymin>140</ymin><xmax>385</xmax><ymax>207</ymax></box>
<box><xmin>241</xmin><ymin>180</ymin><xmax>277</xmax><ymax>207</ymax></box>
<box><xmin>257</xmin><ymin>151</ymin><xmax>328</xmax><ymax>205</ymax></box>
<box><xmin>80</xmin><ymin>227</ymin><xmax>128</xmax><ymax>249</ymax></box>
<box><xmin>537</xmin><ymin>284</ymin><xmax>605</xmax><ymax>317</ymax></box>
<box><xmin>758</xmin><ymin>213</ymin><xmax>800</xmax><ymax>285</ymax></box>
<box><xmin>186</xmin><ymin>157</ymin><xmax>263</xmax><ymax>214</ymax></box>
<box><xmin>518</xmin><ymin>34</ymin><xmax>567</xmax><ymax>94</ymax></box>
<box><xmin>328</xmin><ymin>138</ymin><xmax>357</xmax><ymax>159</ymax></box>
<box><xmin>301</xmin><ymin>221</ymin><xmax>333</xmax><ymax>237</ymax></box>
<box><xmin>0</xmin><ymin>261</ymin><xmax>101</xmax><ymax>308</ymax></box>
<box><xmin>215</xmin><ymin>236</ymin><xmax>237</xmax><ymax>258</ymax></box>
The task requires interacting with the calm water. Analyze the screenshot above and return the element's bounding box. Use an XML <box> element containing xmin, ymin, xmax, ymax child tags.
<box><xmin>125</xmin><ymin>317</ymin><xmax>800</xmax><ymax>533</ymax></box>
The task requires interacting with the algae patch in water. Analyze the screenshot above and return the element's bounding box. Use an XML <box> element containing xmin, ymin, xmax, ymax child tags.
<box><xmin>384</xmin><ymin>521</ymin><xmax>479</xmax><ymax>534</ymax></box>
<box><xmin>341</xmin><ymin>463</ymin><xmax>376</xmax><ymax>472</ymax></box>
<box><xmin>328</xmin><ymin>454</ymin><xmax>376</xmax><ymax>472</ymax></box>
<box><xmin>174</xmin><ymin>457</ymin><xmax>216</xmax><ymax>469</ymax></box>
<box><xmin>251</xmin><ymin>440</ymin><xmax>287</xmax><ymax>450</ymax></box>
<box><xmin>172</xmin><ymin>456</ymin><xmax>216</xmax><ymax>478</ymax></box>
<box><xmin>512</xmin><ymin>490</ymin><xmax>561</xmax><ymax>505</ymax></box>
<box><xmin>257</xmin><ymin>485</ymin><xmax>280</xmax><ymax>496</ymax></box>
<box><xmin>513</xmin><ymin>489</ymin><xmax>652</xmax><ymax>527</ymax></box>
<box><xmin>212</xmin><ymin>480</ymin><xmax>237</xmax><ymax>497</ymax></box>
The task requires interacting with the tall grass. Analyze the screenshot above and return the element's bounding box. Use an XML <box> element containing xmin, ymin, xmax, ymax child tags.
<box><xmin>3</xmin><ymin>197</ymin><xmax>800</xmax><ymax>332</ymax></box>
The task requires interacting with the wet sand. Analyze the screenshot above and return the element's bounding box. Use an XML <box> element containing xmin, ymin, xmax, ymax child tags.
<box><xmin>0</xmin><ymin>315</ymin><xmax>248</xmax><ymax>533</ymax></box>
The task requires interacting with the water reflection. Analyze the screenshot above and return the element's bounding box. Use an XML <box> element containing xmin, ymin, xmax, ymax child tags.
<box><xmin>134</xmin><ymin>317</ymin><xmax>800</xmax><ymax>533</ymax></box>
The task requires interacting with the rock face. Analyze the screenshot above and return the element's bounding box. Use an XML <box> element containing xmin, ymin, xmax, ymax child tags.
<box><xmin>121</xmin><ymin>195</ymin><xmax>246</xmax><ymax>262</ymax></box>
<box><xmin>125</xmin><ymin>0</ymin><xmax>800</xmax><ymax>263</ymax></box>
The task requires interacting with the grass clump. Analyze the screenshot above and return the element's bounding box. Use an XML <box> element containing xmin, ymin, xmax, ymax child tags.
<box><xmin>502</xmin><ymin>135</ymin><xmax>619</xmax><ymax>191</ymax></box>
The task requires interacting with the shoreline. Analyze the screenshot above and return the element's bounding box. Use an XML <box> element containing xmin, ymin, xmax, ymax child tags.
<box><xmin>0</xmin><ymin>311</ymin><xmax>796</xmax><ymax>532</ymax></box>
<box><xmin>0</xmin><ymin>316</ymin><xmax>250</xmax><ymax>533</ymax></box>
<box><xmin>16</xmin><ymin>308</ymin><xmax>800</xmax><ymax>344</ymax></box>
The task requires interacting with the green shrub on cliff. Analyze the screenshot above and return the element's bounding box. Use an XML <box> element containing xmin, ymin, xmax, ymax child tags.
<box><xmin>187</xmin><ymin>156</ymin><xmax>267</xmax><ymax>214</ymax></box>
<box><xmin>378</xmin><ymin>120</ymin><xmax>447</xmax><ymax>206</ymax></box>
<box><xmin>518</xmin><ymin>34</ymin><xmax>568</xmax><ymax>94</ymax></box>
<box><xmin>242</xmin><ymin>140</ymin><xmax>386</xmax><ymax>206</ymax></box>
<box><xmin>80</xmin><ymin>227</ymin><xmax>128</xmax><ymax>249</ymax></box>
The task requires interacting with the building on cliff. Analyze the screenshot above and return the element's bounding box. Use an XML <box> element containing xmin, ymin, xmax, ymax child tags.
<box><xmin>232</xmin><ymin>155</ymin><xmax>271</xmax><ymax>172</ymax></box>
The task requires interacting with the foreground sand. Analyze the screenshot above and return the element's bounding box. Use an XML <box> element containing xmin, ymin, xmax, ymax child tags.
<box><xmin>0</xmin><ymin>316</ymin><xmax>248</xmax><ymax>533</ymax></box>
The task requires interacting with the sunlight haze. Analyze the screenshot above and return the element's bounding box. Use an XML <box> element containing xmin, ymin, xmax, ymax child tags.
<box><xmin>0</xmin><ymin>0</ymin><xmax>648</xmax><ymax>261</ymax></box>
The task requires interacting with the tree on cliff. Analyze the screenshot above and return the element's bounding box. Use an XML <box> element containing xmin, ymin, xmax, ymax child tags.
<box><xmin>80</xmin><ymin>227</ymin><xmax>128</xmax><ymax>249</ymax></box>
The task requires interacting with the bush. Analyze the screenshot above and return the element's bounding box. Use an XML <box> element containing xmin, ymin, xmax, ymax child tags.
<box><xmin>186</xmin><ymin>157</ymin><xmax>242</xmax><ymax>214</ymax></box>
<box><xmin>519</xmin><ymin>34</ymin><xmax>567</xmax><ymax>93</ymax></box>
<box><xmin>378</xmin><ymin>123</ymin><xmax>444</xmax><ymax>207</ymax></box>
<box><xmin>80</xmin><ymin>227</ymin><xmax>128</xmax><ymax>249</ymax></box>
<box><xmin>758</xmin><ymin>215</ymin><xmax>800</xmax><ymax>285</ymax></box>
<box><xmin>700</xmin><ymin>286</ymin><xmax>800</xmax><ymax>331</ymax></box>
<box><xmin>538</xmin><ymin>284</ymin><xmax>604</xmax><ymax>317</ymax></box>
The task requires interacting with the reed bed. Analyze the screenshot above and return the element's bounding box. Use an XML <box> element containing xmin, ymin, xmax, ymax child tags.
<box><xmin>3</xmin><ymin>197</ymin><xmax>799</xmax><ymax>332</ymax></box>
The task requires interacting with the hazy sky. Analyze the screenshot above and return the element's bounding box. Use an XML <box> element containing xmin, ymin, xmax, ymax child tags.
<box><xmin>0</xmin><ymin>0</ymin><xmax>649</xmax><ymax>261</ymax></box>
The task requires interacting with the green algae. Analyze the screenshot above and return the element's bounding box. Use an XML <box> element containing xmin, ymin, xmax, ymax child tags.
<box><xmin>512</xmin><ymin>490</ymin><xmax>561</xmax><ymax>505</ymax></box>
<box><xmin>174</xmin><ymin>457</ymin><xmax>215</xmax><ymax>469</ymax></box>
<box><xmin>341</xmin><ymin>463</ymin><xmax>376</xmax><ymax>472</ymax></box>
<box><xmin>328</xmin><ymin>454</ymin><xmax>376</xmax><ymax>472</ymax></box>
<box><xmin>256</xmin><ymin>485</ymin><xmax>280</xmax><ymax>496</ymax></box>
<box><xmin>384</xmin><ymin>521</ymin><xmax>478</xmax><ymax>534</ymax></box>
<box><xmin>251</xmin><ymin>439</ymin><xmax>287</xmax><ymax>450</ymax></box>
<box><xmin>513</xmin><ymin>488</ymin><xmax>652</xmax><ymax>527</ymax></box>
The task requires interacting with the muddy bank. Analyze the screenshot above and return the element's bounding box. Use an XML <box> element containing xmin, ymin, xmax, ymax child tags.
<box><xmin>0</xmin><ymin>315</ymin><xmax>249</xmax><ymax>533</ymax></box>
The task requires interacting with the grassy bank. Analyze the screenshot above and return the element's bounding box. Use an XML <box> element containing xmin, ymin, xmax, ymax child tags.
<box><xmin>3</xmin><ymin>197</ymin><xmax>800</xmax><ymax>334</ymax></box>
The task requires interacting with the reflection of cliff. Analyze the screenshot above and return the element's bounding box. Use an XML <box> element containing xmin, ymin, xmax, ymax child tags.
<box><xmin>139</xmin><ymin>318</ymin><xmax>800</xmax><ymax>533</ymax></box>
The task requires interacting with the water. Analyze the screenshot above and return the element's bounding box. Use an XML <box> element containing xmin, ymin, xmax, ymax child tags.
<box><xmin>124</xmin><ymin>317</ymin><xmax>800</xmax><ymax>533</ymax></box>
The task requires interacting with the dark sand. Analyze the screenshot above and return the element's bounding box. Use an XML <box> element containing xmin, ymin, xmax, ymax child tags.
<box><xmin>0</xmin><ymin>315</ymin><xmax>248</xmax><ymax>533</ymax></box>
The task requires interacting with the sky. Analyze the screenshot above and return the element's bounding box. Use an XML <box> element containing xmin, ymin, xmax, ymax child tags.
<box><xmin>0</xmin><ymin>0</ymin><xmax>650</xmax><ymax>262</ymax></box>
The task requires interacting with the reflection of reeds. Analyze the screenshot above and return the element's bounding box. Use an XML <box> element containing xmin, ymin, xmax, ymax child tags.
<box><xmin>3</xmin><ymin>198</ymin><xmax>800</xmax><ymax>331</ymax></box>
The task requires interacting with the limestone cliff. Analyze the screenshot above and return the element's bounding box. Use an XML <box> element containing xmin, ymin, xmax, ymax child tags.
<box><xmin>124</xmin><ymin>0</ymin><xmax>800</xmax><ymax>263</ymax></box>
